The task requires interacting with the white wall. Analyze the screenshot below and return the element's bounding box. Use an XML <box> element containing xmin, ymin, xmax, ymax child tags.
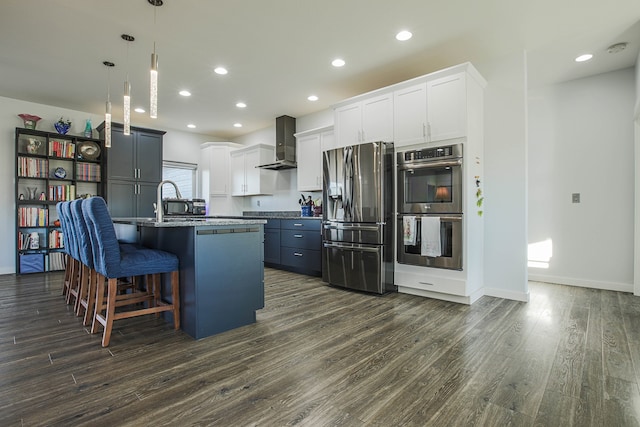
<box><xmin>528</xmin><ymin>68</ymin><xmax>635</xmax><ymax>291</ymax></box>
<box><xmin>476</xmin><ymin>52</ymin><xmax>530</xmax><ymax>301</ymax></box>
<box><xmin>0</xmin><ymin>96</ymin><xmax>209</xmax><ymax>274</ymax></box>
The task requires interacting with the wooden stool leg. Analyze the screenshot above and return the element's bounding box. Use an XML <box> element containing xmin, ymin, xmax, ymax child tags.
<box><xmin>171</xmin><ymin>271</ymin><xmax>180</xmax><ymax>330</ymax></box>
<box><xmin>62</xmin><ymin>254</ymin><xmax>71</xmax><ymax>296</ymax></box>
<box><xmin>65</xmin><ymin>259</ymin><xmax>78</xmax><ymax>305</ymax></box>
<box><xmin>152</xmin><ymin>273</ymin><xmax>161</xmax><ymax>318</ymax></box>
<box><xmin>101</xmin><ymin>278</ymin><xmax>118</xmax><ymax>347</ymax></box>
<box><xmin>75</xmin><ymin>264</ymin><xmax>89</xmax><ymax>316</ymax></box>
<box><xmin>91</xmin><ymin>273</ymin><xmax>106</xmax><ymax>334</ymax></box>
<box><xmin>83</xmin><ymin>268</ymin><xmax>97</xmax><ymax>326</ymax></box>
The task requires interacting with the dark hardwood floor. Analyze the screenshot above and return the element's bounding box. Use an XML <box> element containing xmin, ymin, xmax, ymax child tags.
<box><xmin>1</xmin><ymin>269</ymin><xmax>639</xmax><ymax>426</ymax></box>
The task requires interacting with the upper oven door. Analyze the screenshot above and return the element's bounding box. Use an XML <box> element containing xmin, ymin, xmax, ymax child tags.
<box><xmin>397</xmin><ymin>156</ymin><xmax>462</xmax><ymax>214</ymax></box>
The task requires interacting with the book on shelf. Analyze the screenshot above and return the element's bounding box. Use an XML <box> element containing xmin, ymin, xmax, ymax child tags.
<box><xmin>48</xmin><ymin>184</ymin><xmax>76</xmax><ymax>201</ymax></box>
<box><xmin>17</xmin><ymin>157</ymin><xmax>48</xmax><ymax>178</ymax></box>
<box><xmin>48</xmin><ymin>252</ymin><xmax>67</xmax><ymax>271</ymax></box>
<box><xmin>48</xmin><ymin>229</ymin><xmax>64</xmax><ymax>249</ymax></box>
<box><xmin>17</xmin><ymin>207</ymin><xmax>48</xmax><ymax>227</ymax></box>
<box><xmin>48</xmin><ymin>139</ymin><xmax>75</xmax><ymax>158</ymax></box>
<box><xmin>76</xmin><ymin>162</ymin><xmax>101</xmax><ymax>181</ymax></box>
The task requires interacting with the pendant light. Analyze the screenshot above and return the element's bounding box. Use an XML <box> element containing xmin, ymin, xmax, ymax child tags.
<box><xmin>103</xmin><ymin>61</ymin><xmax>115</xmax><ymax>148</ymax></box>
<box><xmin>121</xmin><ymin>34</ymin><xmax>134</xmax><ymax>135</ymax></box>
<box><xmin>148</xmin><ymin>0</ymin><xmax>163</xmax><ymax>119</ymax></box>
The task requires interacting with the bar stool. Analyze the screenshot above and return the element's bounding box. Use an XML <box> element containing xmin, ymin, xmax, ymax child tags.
<box><xmin>56</xmin><ymin>201</ymin><xmax>72</xmax><ymax>298</ymax></box>
<box><xmin>69</xmin><ymin>199</ymin><xmax>96</xmax><ymax>319</ymax></box>
<box><xmin>59</xmin><ymin>201</ymin><xmax>82</xmax><ymax>307</ymax></box>
<box><xmin>82</xmin><ymin>197</ymin><xmax>180</xmax><ymax>347</ymax></box>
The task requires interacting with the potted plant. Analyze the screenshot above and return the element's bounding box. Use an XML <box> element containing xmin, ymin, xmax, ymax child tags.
<box><xmin>54</xmin><ymin>117</ymin><xmax>72</xmax><ymax>134</ymax></box>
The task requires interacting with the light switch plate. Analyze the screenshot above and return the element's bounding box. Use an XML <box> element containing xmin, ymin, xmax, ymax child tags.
<box><xmin>572</xmin><ymin>193</ymin><xmax>580</xmax><ymax>203</ymax></box>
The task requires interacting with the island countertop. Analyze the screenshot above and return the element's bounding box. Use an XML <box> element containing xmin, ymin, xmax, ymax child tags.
<box><xmin>112</xmin><ymin>217</ymin><xmax>267</xmax><ymax>227</ymax></box>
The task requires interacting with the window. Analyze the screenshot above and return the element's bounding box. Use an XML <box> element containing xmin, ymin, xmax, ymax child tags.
<box><xmin>162</xmin><ymin>161</ymin><xmax>197</xmax><ymax>199</ymax></box>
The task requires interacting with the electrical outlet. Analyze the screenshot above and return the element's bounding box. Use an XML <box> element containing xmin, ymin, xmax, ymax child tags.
<box><xmin>572</xmin><ymin>193</ymin><xmax>580</xmax><ymax>203</ymax></box>
<box><xmin>256</xmin><ymin>200</ymin><xmax>261</xmax><ymax>207</ymax></box>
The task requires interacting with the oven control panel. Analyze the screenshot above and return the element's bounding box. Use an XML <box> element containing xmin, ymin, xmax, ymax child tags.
<box><xmin>402</xmin><ymin>144</ymin><xmax>461</xmax><ymax>162</ymax></box>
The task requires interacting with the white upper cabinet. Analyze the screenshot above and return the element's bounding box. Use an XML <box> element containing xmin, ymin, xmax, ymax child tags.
<box><xmin>199</xmin><ymin>143</ymin><xmax>241</xmax><ymax>198</ymax></box>
<box><xmin>295</xmin><ymin>126</ymin><xmax>333</xmax><ymax>191</ymax></box>
<box><xmin>230</xmin><ymin>144</ymin><xmax>274</xmax><ymax>196</ymax></box>
<box><xmin>393</xmin><ymin>72</ymin><xmax>467</xmax><ymax>147</ymax></box>
<box><xmin>426</xmin><ymin>72</ymin><xmax>467</xmax><ymax>142</ymax></box>
<box><xmin>393</xmin><ymin>82</ymin><xmax>428</xmax><ymax>147</ymax></box>
<box><xmin>201</xmin><ymin>145</ymin><xmax>230</xmax><ymax>196</ymax></box>
<box><xmin>334</xmin><ymin>93</ymin><xmax>393</xmax><ymax>148</ymax></box>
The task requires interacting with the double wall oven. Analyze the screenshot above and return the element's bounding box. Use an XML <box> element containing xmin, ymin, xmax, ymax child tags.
<box><xmin>397</xmin><ymin>144</ymin><xmax>463</xmax><ymax>270</ymax></box>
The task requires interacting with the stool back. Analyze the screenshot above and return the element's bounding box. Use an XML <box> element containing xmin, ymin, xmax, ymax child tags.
<box><xmin>82</xmin><ymin>197</ymin><xmax>122</xmax><ymax>278</ymax></box>
<box><xmin>56</xmin><ymin>202</ymin><xmax>71</xmax><ymax>256</ymax></box>
<box><xmin>59</xmin><ymin>201</ymin><xmax>79</xmax><ymax>260</ymax></box>
<box><xmin>70</xmin><ymin>199</ymin><xmax>93</xmax><ymax>268</ymax></box>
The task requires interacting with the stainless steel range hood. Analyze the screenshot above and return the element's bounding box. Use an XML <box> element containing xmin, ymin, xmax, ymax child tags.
<box><xmin>257</xmin><ymin>115</ymin><xmax>297</xmax><ymax>170</ymax></box>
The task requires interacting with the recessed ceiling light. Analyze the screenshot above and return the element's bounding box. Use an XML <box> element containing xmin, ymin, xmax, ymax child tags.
<box><xmin>214</xmin><ymin>67</ymin><xmax>228</xmax><ymax>75</ymax></box>
<box><xmin>307</xmin><ymin>95</ymin><xmax>319</xmax><ymax>101</ymax></box>
<box><xmin>179</xmin><ymin>90</ymin><xmax>191</xmax><ymax>97</ymax></box>
<box><xmin>575</xmin><ymin>53</ymin><xmax>593</xmax><ymax>62</ymax></box>
<box><xmin>233</xmin><ymin>123</ymin><xmax>242</xmax><ymax>128</ymax></box>
<box><xmin>187</xmin><ymin>124</ymin><xmax>196</xmax><ymax>129</ymax></box>
<box><xmin>331</xmin><ymin>58</ymin><xmax>345</xmax><ymax>67</ymax></box>
<box><xmin>396</xmin><ymin>30</ymin><xmax>412</xmax><ymax>41</ymax></box>
<box><xmin>236</xmin><ymin>102</ymin><xmax>247</xmax><ymax>108</ymax></box>
<box><xmin>134</xmin><ymin>107</ymin><xmax>145</xmax><ymax>113</ymax></box>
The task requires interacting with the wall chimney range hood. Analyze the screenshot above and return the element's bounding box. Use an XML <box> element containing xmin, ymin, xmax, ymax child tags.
<box><xmin>257</xmin><ymin>115</ymin><xmax>297</xmax><ymax>170</ymax></box>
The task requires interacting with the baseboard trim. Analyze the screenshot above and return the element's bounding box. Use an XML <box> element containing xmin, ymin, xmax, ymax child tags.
<box><xmin>483</xmin><ymin>287</ymin><xmax>530</xmax><ymax>302</ymax></box>
<box><xmin>528</xmin><ymin>274</ymin><xmax>633</xmax><ymax>293</ymax></box>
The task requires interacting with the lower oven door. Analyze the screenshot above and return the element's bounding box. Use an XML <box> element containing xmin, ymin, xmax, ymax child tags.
<box><xmin>322</xmin><ymin>241</ymin><xmax>392</xmax><ymax>294</ymax></box>
<box><xmin>397</xmin><ymin>214</ymin><xmax>462</xmax><ymax>270</ymax></box>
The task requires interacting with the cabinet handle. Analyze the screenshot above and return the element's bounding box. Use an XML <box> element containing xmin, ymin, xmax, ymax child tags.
<box><xmin>423</xmin><ymin>123</ymin><xmax>426</xmax><ymax>138</ymax></box>
<box><xmin>294</xmin><ymin>252</ymin><xmax>303</xmax><ymax>257</ymax></box>
<box><xmin>294</xmin><ymin>234</ymin><xmax>303</xmax><ymax>238</ymax></box>
<box><xmin>293</xmin><ymin>223</ymin><xmax>303</xmax><ymax>227</ymax></box>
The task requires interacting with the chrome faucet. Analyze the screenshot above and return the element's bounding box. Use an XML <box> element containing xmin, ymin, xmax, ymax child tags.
<box><xmin>156</xmin><ymin>180</ymin><xmax>183</xmax><ymax>222</ymax></box>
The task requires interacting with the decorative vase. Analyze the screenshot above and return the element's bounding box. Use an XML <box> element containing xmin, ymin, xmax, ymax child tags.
<box><xmin>29</xmin><ymin>232</ymin><xmax>40</xmax><ymax>250</ymax></box>
<box><xmin>54</xmin><ymin>122</ymin><xmax>71</xmax><ymax>134</ymax></box>
<box><xmin>26</xmin><ymin>187</ymin><xmax>37</xmax><ymax>200</ymax></box>
<box><xmin>18</xmin><ymin>114</ymin><xmax>41</xmax><ymax>130</ymax></box>
<box><xmin>84</xmin><ymin>119</ymin><xmax>92</xmax><ymax>138</ymax></box>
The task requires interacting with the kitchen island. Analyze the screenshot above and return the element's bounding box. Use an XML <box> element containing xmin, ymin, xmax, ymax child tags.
<box><xmin>113</xmin><ymin>217</ymin><xmax>266</xmax><ymax>339</ymax></box>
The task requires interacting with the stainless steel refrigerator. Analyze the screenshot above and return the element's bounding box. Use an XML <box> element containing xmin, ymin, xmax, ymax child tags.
<box><xmin>322</xmin><ymin>142</ymin><xmax>396</xmax><ymax>294</ymax></box>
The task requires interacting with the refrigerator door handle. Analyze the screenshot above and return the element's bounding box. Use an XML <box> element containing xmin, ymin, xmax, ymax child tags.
<box><xmin>323</xmin><ymin>242</ymin><xmax>380</xmax><ymax>253</ymax></box>
<box><xmin>323</xmin><ymin>224</ymin><xmax>380</xmax><ymax>232</ymax></box>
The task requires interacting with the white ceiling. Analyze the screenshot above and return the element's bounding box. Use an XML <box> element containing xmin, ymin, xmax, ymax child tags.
<box><xmin>1</xmin><ymin>0</ymin><xmax>639</xmax><ymax>138</ymax></box>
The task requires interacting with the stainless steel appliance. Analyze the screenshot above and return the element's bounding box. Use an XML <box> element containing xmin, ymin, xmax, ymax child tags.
<box><xmin>397</xmin><ymin>214</ymin><xmax>462</xmax><ymax>269</ymax></box>
<box><xmin>163</xmin><ymin>198</ymin><xmax>207</xmax><ymax>216</ymax></box>
<box><xmin>322</xmin><ymin>142</ymin><xmax>395</xmax><ymax>294</ymax></box>
<box><xmin>397</xmin><ymin>143</ymin><xmax>463</xmax><ymax>270</ymax></box>
<box><xmin>397</xmin><ymin>143</ymin><xmax>462</xmax><ymax>214</ymax></box>
<box><xmin>256</xmin><ymin>115</ymin><xmax>297</xmax><ymax>170</ymax></box>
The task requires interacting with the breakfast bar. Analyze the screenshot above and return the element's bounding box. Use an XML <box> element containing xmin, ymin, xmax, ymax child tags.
<box><xmin>113</xmin><ymin>217</ymin><xmax>266</xmax><ymax>339</ymax></box>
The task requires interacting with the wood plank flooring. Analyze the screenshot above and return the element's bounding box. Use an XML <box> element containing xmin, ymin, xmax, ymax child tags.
<box><xmin>1</xmin><ymin>269</ymin><xmax>639</xmax><ymax>426</ymax></box>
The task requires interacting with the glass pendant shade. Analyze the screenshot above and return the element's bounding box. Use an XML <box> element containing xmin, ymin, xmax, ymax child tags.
<box><xmin>105</xmin><ymin>101</ymin><xmax>112</xmax><ymax>148</ymax></box>
<box><xmin>124</xmin><ymin>81</ymin><xmax>131</xmax><ymax>135</ymax></box>
<box><xmin>150</xmin><ymin>52</ymin><xmax>158</xmax><ymax>119</ymax></box>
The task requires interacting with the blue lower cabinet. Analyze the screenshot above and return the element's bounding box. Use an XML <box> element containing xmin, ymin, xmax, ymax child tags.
<box><xmin>281</xmin><ymin>247</ymin><xmax>321</xmax><ymax>272</ymax></box>
<box><xmin>262</xmin><ymin>218</ymin><xmax>321</xmax><ymax>276</ymax></box>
